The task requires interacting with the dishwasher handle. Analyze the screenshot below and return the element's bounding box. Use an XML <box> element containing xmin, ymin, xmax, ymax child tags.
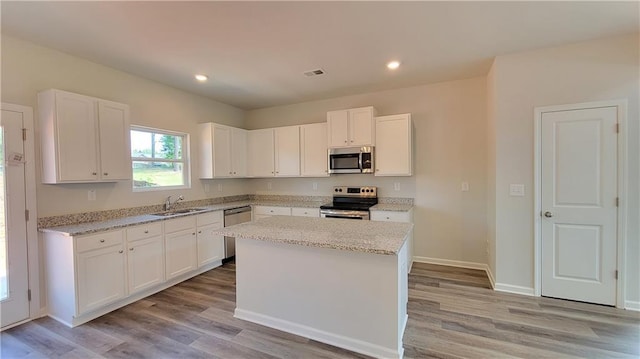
<box><xmin>224</xmin><ymin>206</ymin><xmax>252</xmax><ymax>215</ymax></box>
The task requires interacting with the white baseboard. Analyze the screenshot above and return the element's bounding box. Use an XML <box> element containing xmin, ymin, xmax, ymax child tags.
<box><xmin>413</xmin><ymin>256</ymin><xmax>496</xmax><ymax>289</ymax></box>
<box><xmin>624</xmin><ymin>300</ymin><xmax>640</xmax><ymax>311</ymax></box>
<box><xmin>235</xmin><ymin>308</ymin><xmax>402</xmax><ymax>359</ymax></box>
<box><xmin>494</xmin><ymin>283</ymin><xmax>535</xmax><ymax>296</ymax></box>
<box><xmin>413</xmin><ymin>256</ymin><xmax>488</xmax><ymax>271</ymax></box>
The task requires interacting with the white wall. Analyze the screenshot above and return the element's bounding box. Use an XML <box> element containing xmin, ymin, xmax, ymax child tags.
<box><xmin>489</xmin><ymin>33</ymin><xmax>639</xmax><ymax>303</ymax></box>
<box><xmin>1</xmin><ymin>35</ymin><xmax>250</xmax><ymax>217</ymax></box>
<box><xmin>245</xmin><ymin>77</ymin><xmax>489</xmax><ymax>264</ymax></box>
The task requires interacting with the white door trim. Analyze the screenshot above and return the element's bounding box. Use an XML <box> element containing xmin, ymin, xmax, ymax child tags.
<box><xmin>0</xmin><ymin>103</ymin><xmax>40</xmax><ymax>323</ymax></box>
<box><xmin>534</xmin><ymin>99</ymin><xmax>628</xmax><ymax>309</ymax></box>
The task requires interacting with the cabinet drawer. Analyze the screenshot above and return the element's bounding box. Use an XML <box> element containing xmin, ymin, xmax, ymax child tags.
<box><xmin>126</xmin><ymin>222</ymin><xmax>162</xmax><ymax>242</ymax></box>
<box><xmin>370</xmin><ymin>211</ymin><xmax>411</xmax><ymax>223</ymax></box>
<box><xmin>291</xmin><ymin>207</ymin><xmax>320</xmax><ymax>217</ymax></box>
<box><xmin>164</xmin><ymin>216</ymin><xmax>197</xmax><ymax>233</ymax></box>
<box><xmin>76</xmin><ymin>230</ymin><xmax>124</xmax><ymax>253</ymax></box>
<box><xmin>253</xmin><ymin>206</ymin><xmax>291</xmax><ymax>216</ymax></box>
<box><xmin>197</xmin><ymin>211</ymin><xmax>223</xmax><ymax>227</ymax></box>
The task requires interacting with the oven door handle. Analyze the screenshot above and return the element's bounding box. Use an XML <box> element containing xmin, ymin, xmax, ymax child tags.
<box><xmin>358</xmin><ymin>152</ymin><xmax>363</xmax><ymax>172</ymax></box>
<box><xmin>320</xmin><ymin>209</ymin><xmax>370</xmax><ymax>219</ymax></box>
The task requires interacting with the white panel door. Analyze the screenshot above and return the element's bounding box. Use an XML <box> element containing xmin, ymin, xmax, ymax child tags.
<box><xmin>300</xmin><ymin>123</ymin><xmax>329</xmax><ymax>177</ymax></box>
<box><xmin>55</xmin><ymin>91</ymin><xmax>99</xmax><ymax>181</ymax></box>
<box><xmin>213</xmin><ymin>125</ymin><xmax>233</xmax><ymax>177</ymax></box>
<box><xmin>77</xmin><ymin>244</ymin><xmax>126</xmax><ymax>315</ymax></box>
<box><xmin>127</xmin><ymin>236</ymin><xmax>164</xmax><ymax>295</ymax></box>
<box><xmin>165</xmin><ymin>229</ymin><xmax>197</xmax><ymax>279</ymax></box>
<box><xmin>196</xmin><ymin>223</ymin><xmax>224</xmax><ymax>267</ymax></box>
<box><xmin>541</xmin><ymin>107</ymin><xmax>617</xmax><ymax>305</ymax></box>
<box><xmin>97</xmin><ymin>100</ymin><xmax>130</xmax><ymax>180</ymax></box>
<box><xmin>327</xmin><ymin>110</ymin><xmax>349</xmax><ymax>147</ymax></box>
<box><xmin>247</xmin><ymin>129</ymin><xmax>274</xmax><ymax>177</ymax></box>
<box><xmin>349</xmin><ymin>107</ymin><xmax>374</xmax><ymax>146</ymax></box>
<box><xmin>375</xmin><ymin>114</ymin><xmax>412</xmax><ymax>176</ymax></box>
<box><xmin>231</xmin><ymin>128</ymin><xmax>247</xmax><ymax>177</ymax></box>
<box><xmin>274</xmin><ymin>126</ymin><xmax>300</xmax><ymax>177</ymax></box>
<box><xmin>0</xmin><ymin>109</ymin><xmax>29</xmax><ymax>327</ymax></box>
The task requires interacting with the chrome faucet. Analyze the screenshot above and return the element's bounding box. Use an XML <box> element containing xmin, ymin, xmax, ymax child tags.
<box><xmin>165</xmin><ymin>195</ymin><xmax>184</xmax><ymax>211</ymax></box>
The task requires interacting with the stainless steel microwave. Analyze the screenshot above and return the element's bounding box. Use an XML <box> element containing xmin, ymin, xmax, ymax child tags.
<box><xmin>328</xmin><ymin>146</ymin><xmax>374</xmax><ymax>174</ymax></box>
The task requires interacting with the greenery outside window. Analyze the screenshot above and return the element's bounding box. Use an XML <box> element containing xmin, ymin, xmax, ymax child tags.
<box><xmin>130</xmin><ymin>126</ymin><xmax>190</xmax><ymax>191</ymax></box>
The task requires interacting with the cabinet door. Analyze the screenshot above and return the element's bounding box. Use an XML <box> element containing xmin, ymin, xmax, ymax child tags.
<box><xmin>165</xmin><ymin>229</ymin><xmax>197</xmax><ymax>280</ymax></box>
<box><xmin>197</xmin><ymin>223</ymin><xmax>224</xmax><ymax>267</ymax></box>
<box><xmin>375</xmin><ymin>114</ymin><xmax>412</xmax><ymax>176</ymax></box>
<box><xmin>300</xmin><ymin>123</ymin><xmax>329</xmax><ymax>177</ymax></box>
<box><xmin>76</xmin><ymin>245</ymin><xmax>126</xmax><ymax>315</ymax></box>
<box><xmin>274</xmin><ymin>126</ymin><xmax>300</xmax><ymax>177</ymax></box>
<box><xmin>98</xmin><ymin>100</ymin><xmax>131</xmax><ymax>181</ymax></box>
<box><xmin>213</xmin><ymin>125</ymin><xmax>233</xmax><ymax>177</ymax></box>
<box><xmin>247</xmin><ymin>129</ymin><xmax>275</xmax><ymax>177</ymax></box>
<box><xmin>54</xmin><ymin>91</ymin><xmax>99</xmax><ymax>181</ymax></box>
<box><xmin>349</xmin><ymin>107</ymin><xmax>375</xmax><ymax>146</ymax></box>
<box><xmin>127</xmin><ymin>236</ymin><xmax>164</xmax><ymax>295</ymax></box>
<box><xmin>327</xmin><ymin>110</ymin><xmax>349</xmax><ymax>147</ymax></box>
<box><xmin>232</xmin><ymin>128</ymin><xmax>247</xmax><ymax>177</ymax></box>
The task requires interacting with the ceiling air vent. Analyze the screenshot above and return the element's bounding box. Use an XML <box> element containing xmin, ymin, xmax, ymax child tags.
<box><xmin>304</xmin><ymin>68</ymin><xmax>325</xmax><ymax>77</ymax></box>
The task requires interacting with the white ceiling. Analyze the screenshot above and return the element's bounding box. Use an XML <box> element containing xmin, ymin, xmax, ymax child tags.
<box><xmin>2</xmin><ymin>1</ymin><xmax>638</xmax><ymax>110</ymax></box>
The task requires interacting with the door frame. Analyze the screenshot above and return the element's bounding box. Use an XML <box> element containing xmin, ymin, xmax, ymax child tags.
<box><xmin>533</xmin><ymin>99</ymin><xmax>628</xmax><ymax>309</ymax></box>
<box><xmin>1</xmin><ymin>102</ymin><xmax>40</xmax><ymax>328</ymax></box>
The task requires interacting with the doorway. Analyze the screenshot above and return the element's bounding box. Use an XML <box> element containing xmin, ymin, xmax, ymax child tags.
<box><xmin>0</xmin><ymin>103</ymin><xmax>38</xmax><ymax>329</ymax></box>
<box><xmin>534</xmin><ymin>100</ymin><xmax>626</xmax><ymax>307</ymax></box>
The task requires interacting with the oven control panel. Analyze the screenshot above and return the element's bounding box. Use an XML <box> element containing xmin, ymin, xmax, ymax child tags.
<box><xmin>332</xmin><ymin>186</ymin><xmax>377</xmax><ymax>197</ymax></box>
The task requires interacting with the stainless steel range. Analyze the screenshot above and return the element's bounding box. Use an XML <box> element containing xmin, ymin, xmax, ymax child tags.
<box><xmin>320</xmin><ymin>186</ymin><xmax>377</xmax><ymax>220</ymax></box>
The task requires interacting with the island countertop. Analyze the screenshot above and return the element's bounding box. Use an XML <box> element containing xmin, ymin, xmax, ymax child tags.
<box><xmin>214</xmin><ymin>215</ymin><xmax>413</xmax><ymax>255</ymax></box>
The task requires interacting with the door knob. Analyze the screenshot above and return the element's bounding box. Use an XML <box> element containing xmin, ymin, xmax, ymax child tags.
<box><xmin>543</xmin><ymin>211</ymin><xmax>553</xmax><ymax>218</ymax></box>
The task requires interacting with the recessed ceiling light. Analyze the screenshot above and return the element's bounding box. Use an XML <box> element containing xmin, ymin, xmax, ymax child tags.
<box><xmin>194</xmin><ymin>74</ymin><xmax>208</xmax><ymax>82</ymax></box>
<box><xmin>387</xmin><ymin>61</ymin><xmax>400</xmax><ymax>70</ymax></box>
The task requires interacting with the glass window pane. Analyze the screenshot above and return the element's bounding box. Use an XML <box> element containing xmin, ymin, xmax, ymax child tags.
<box><xmin>154</xmin><ymin>134</ymin><xmax>182</xmax><ymax>160</ymax></box>
<box><xmin>130</xmin><ymin>130</ymin><xmax>152</xmax><ymax>158</ymax></box>
<box><xmin>132</xmin><ymin>161</ymin><xmax>184</xmax><ymax>188</ymax></box>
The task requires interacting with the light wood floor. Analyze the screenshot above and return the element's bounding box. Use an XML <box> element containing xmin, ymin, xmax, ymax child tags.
<box><xmin>2</xmin><ymin>261</ymin><xmax>639</xmax><ymax>358</ymax></box>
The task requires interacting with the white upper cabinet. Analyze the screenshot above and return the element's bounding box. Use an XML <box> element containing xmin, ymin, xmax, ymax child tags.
<box><xmin>247</xmin><ymin>128</ymin><xmax>275</xmax><ymax>177</ymax></box>
<box><xmin>199</xmin><ymin>123</ymin><xmax>247</xmax><ymax>178</ymax></box>
<box><xmin>247</xmin><ymin>126</ymin><xmax>300</xmax><ymax>177</ymax></box>
<box><xmin>375</xmin><ymin>114</ymin><xmax>413</xmax><ymax>176</ymax></box>
<box><xmin>274</xmin><ymin>126</ymin><xmax>300</xmax><ymax>177</ymax></box>
<box><xmin>300</xmin><ymin>123</ymin><xmax>329</xmax><ymax>177</ymax></box>
<box><xmin>38</xmin><ymin>89</ymin><xmax>131</xmax><ymax>183</ymax></box>
<box><xmin>327</xmin><ymin>106</ymin><xmax>376</xmax><ymax>148</ymax></box>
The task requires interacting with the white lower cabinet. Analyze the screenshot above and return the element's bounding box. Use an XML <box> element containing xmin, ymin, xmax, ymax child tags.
<box><xmin>371</xmin><ymin>209</ymin><xmax>414</xmax><ymax>273</ymax></box>
<box><xmin>164</xmin><ymin>216</ymin><xmax>198</xmax><ymax>280</ymax></box>
<box><xmin>253</xmin><ymin>205</ymin><xmax>291</xmax><ymax>220</ymax></box>
<box><xmin>76</xmin><ymin>240</ymin><xmax>126</xmax><ymax>315</ymax></box>
<box><xmin>196</xmin><ymin>211</ymin><xmax>225</xmax><ymax>267</ymax></box>
<box><xmin>126</xmin><ymin>222</ymin><xmax>164</xmax><ymax>295</ymax></box>
<box><xmin>291</xmin><ymin>207</ymin><xmax>320</xmax><ymax>217</ymax></box>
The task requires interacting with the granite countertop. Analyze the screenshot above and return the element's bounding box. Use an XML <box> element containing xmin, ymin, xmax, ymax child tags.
<box><xmin>214</xmin><ymin>216</ymin><xmax>412</xmax><ymax>255</ymax></box>
<box><xmin>40</xmin><ymin>200</ymin><xmax>329</xmax><ymax>236</ymax></box>
<box><xmin>370</xmin><ymin>203</ymin><xmax>414</xmax><ymax>212</ymax></box>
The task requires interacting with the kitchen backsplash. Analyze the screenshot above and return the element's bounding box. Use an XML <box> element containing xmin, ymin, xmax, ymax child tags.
<box><xmin>37</xmin><ymin>194</ymin><xmax>413</xmax><ymax>228</ymax></box>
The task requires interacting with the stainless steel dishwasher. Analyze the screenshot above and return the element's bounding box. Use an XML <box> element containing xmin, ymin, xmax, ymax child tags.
<box><xmin>223</xmin><ymin>206</ymin><xmax>252</xmax><ymax>260</ymax></box>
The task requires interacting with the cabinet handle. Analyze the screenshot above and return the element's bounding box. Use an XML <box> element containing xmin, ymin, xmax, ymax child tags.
<box><xmin>276</xmin><ymin>171</ymin><xmax>279</xmax><ymax>174</ymax></box>
<box><xmin>192</xmin><ymin>232</ymin><xmax>196</xmax><ymax>236</ymax></box>
<box><xmin>233</xmin><ymin>172</ymin><xmax>236</xmax><ymax>174</ymax></box>
<box><xmin>144</xmin><ymin>230</ymin><xmax>149</xmax><ymax>234</ymax></box>
<box><xmin>229</xmin><ymin>171</ymin><xmax>233</xmax><ymax>174</ymax></box>
<box><xmin>100</xmin><ymin>239</ymin><xmax>105</xmax><ymax>243</ymax></box>
<box><xmin>129</xmin><ymin>248</ymin><xmax>134</xmax><ymax>251</ymax></box>
<box><xmin>118</xmin><ymin>250</ymin><xmax>123</xmax><ymax>254</ymax></box>
<box><xmin>344</xmin><ymin>140</ymin><xmax>347</xmax><ymax>144</ymax></box>
<box><xmin>92</xmin><ymin>172</ymin><xmax>97</xmax><ymax>176</ymax></box>
<box><xmin>376</xmin><ymin>169</ymin><xmax>380</xmax><ymax>172</ymax></box>
<box><xmin>386</xmin><ymin>217</ymin><xmax>390</xmax><ymax>220</ymax></box>
<box><xmin>350</xmin><ymin>140</ymin><xmax>354</xmax><ymax>143</ymax></box>
<box><xmin>103</xmin><ymin>172</ymin><xmax>108</xmax><ymax>176</ymax></box>
<box><xmin>198</xmin><ymin>231</ymin><xmax>202</xmax><ymax>234</ymax></box>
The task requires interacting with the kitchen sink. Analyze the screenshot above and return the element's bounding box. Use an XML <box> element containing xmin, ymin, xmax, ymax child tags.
<box><xmin>150</xmin><ymin>208</ymin><xmax>208</xmax><ymax>217</ymax></box>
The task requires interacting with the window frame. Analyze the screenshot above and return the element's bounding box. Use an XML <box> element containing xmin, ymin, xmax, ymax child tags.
<box><xmin>130</xmin><ymin>125</ymin><xmax>191</xmax><ymax>192</ymax></box>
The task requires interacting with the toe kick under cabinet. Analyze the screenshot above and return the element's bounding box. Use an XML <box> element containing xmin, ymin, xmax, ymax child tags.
<box><xmin>43</xmin><ymin>211</ymin><xmax>225</xmax><ymax>328</ymax></box>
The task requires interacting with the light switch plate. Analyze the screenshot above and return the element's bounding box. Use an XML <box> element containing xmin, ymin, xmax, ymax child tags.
<box><xmin>204</xmin><ymin>183</ymin><xmax>210</xmax><ymax>193</ymax></box>
<box><xmin>217</xmin><ymin>183</ymin><xmax>223</xmax><ymax>192</ymax></box>
<box><xmin>394</xmin><ymin>182</ymin><xmax>400</xmax><ymax>191</ymax></box>
<box><xmin>312</xmin><ymin>182</ymin><xmax>318</xmax><ymax>190</ymax></box>
<box><xmin>88</xmin><ymin>189</ymin><xmax>96</xmax><ymax>201</ymax></box>
<box><xmin>461</xmin><ymin>182</ymin><xmax>469</xmax><ymax>192</ymax></box>
<box><xmin>509</xmin><ymin>184</ymin><xmax>525</xmax><ymax>196</ymax></box>
<box><xmin>267</xmin><ymin>182</ymin><xmax>272</xmax><ymax>190</ymax></box>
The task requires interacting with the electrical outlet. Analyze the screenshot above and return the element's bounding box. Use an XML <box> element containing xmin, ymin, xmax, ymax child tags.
<box><xmin>461</xmin><ymin>182</ymin><xmax>469</xmax><ymax>192</ymax></box>
<box><xmin>218</xmin><ymin>183</ymin><xmax>223</xmax><ymax>192</ymax></box>
<box><xmin>267</xmin><ymin>182</ymin><xmax>272</xmax><ymax>190</ymax></box>
<box><xmin>394</xmin><ymin>182</ymin><xmax>400</xmax><ymax>191</ymax></box>
<box><xmin>312</xmin><ymin>182</ymin><xmax>318</xmax><ymax>190</ymax></box>
<box><xmin>204</xmin><ymin>183</ymin><xmax>210</xmax><ymax>193</ymax></box>
<box><xmin>88</xmin><ymin>189</ymin><xmax>96</xmax><ymax>201</ymax></box>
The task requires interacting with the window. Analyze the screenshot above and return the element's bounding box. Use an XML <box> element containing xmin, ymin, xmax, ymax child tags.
<box><xmin>130</xmin><ymin>126</ymin><xmax>190</xmax><ymax>191</ymax></box>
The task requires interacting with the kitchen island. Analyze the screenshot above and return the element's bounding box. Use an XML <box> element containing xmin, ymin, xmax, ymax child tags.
<box><xmin>215</xmin><ymin>216</ymin><xmax>412</xmax><ymax>359</ymax></box>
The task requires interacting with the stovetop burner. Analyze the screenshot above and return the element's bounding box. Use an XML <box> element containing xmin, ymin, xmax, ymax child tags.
<box><xmin>320</xmin><ymin>186</ymin><xmax>378</xmax><ymax>211</ymax></box>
